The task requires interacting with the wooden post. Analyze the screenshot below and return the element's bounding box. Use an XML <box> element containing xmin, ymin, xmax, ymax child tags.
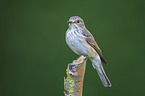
<box><xmin>64</xmin><ymin>56</ymin><xmax>87</xmax><ymax>96</ymax></box>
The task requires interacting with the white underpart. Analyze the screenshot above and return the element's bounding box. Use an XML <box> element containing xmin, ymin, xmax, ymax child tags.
<box><xmin>90</xmin><ymin>56</ymin><xmax>101</xmax><ymax>69</ymax></box>
<box><xmin>66</xmin><ymin>24</ymin><xmax>91</xmax><ymax>56</ymax></box>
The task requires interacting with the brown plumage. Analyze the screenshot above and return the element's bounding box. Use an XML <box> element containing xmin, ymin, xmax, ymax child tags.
<box><xmin>83</xmin><ymin>29</ymin><xmax>107</xmax><ymax>64</ymax></box>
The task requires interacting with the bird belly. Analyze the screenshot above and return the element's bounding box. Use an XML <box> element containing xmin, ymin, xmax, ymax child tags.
<box><xmin>67</xmin><ymin>38</ymin><xmax>88</xmax><ymax>55</ymax></box>
<box><xmin>66</xmin><ymin>29</ymin><xmax>97</xmax><ymax>57</ymax></box>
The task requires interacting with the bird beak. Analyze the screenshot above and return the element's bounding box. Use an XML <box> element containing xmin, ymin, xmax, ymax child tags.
<box><xmin>67</xmin><ymin>21</ymin><xmax>73</xmax><ymax>23</ymax></box>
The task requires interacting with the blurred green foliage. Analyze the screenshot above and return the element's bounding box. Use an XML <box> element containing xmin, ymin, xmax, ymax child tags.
<box><xmin>1</xmin><ymin>0</ymin><xmax>145</xmax><ymax>96</ymax></box>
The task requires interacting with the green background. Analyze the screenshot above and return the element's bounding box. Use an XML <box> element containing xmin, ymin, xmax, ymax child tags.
<box><xmin>1</xmin><ymin>0</ymin><xmax>145</xmax><ymax>96</ymax></box>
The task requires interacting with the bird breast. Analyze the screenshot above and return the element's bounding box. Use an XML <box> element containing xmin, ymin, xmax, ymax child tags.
<box><xmin>66</xmin><ymin>25</ymin><xmax>89</xmax><ymax>55</ymax></box>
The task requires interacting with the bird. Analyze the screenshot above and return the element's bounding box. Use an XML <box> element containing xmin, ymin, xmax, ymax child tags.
<box><xmin>65</xmin><ymin>16</ymin><xmax>111</xmax><ymax>87</ymax></box>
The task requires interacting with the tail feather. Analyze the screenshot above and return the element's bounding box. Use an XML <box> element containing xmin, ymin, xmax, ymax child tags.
<box><xmin>97</xmin><ymin>64</ymin><xmax>111</xmax><ymax>87</ymax></box>
<box><xmin>90</xmin><ymin>56</ymin><xmax>111</xmax><ymax>87</ymax></box>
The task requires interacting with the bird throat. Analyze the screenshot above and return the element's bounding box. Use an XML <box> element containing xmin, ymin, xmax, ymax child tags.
<box><xmin>69</xmin><ymin>24</ymin><xmax>81</xmax><ymax>30</ymax></box>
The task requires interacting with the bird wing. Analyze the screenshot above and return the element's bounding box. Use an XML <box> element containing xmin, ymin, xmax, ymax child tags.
<box><xmin>83</xmin><ymin>29</ymin><xmax>107</xmax><ymax>64</ymax></box>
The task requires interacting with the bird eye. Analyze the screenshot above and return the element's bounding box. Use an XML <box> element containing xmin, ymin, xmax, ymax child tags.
<box><xmin>77</xmin><ymin>20</ymin><xmax>80</xmax><ymax>23</ymax></box>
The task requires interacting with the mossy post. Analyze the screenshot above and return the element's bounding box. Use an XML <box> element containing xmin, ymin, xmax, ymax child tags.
<box><xmin>64</xmin><ymin>56</ymin><xmax>87</xmax><ymax>96</ymax></box>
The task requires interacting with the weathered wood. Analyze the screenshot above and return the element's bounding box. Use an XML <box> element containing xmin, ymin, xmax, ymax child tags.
<box><xmin>64</xmin><ymin>56</ymin><xmax>87</xmax><ymax>96</ymax></box>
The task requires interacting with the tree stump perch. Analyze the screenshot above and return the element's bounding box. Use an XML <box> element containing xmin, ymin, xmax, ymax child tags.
<box><xmin>64</xmin><ymin>56</ymin><xmax>87</xmax><ymax>96</ymax></box>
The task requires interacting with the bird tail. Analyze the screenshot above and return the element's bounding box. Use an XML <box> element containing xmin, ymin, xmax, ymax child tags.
<box><xmin>97</xmin><ymin>64</ymin><xmax>111</xmax><ymax>87</ymax></box>
<box><xmin>91</xmin><ymin>56</ymin><xmax>112</xmax><ymax>87</ymax></box>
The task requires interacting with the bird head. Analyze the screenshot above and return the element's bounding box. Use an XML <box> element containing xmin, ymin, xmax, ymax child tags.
<box><xmin>67</xmin><ymin>16</ymin><xmax>85</xmax><ymax>28</ymax></box>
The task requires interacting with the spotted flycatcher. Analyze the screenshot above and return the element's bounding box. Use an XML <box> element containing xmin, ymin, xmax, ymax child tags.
<box><xmin>65</xmin><ymin>16</ymin><xmax>111</xmax><ymax>87</ymax></box>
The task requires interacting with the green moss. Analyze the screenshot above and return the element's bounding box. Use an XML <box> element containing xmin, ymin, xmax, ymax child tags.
<box><xmin>64</xmin><ymin>68</ymin><xmax>74</xmax><ymax>94</ymax></box>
